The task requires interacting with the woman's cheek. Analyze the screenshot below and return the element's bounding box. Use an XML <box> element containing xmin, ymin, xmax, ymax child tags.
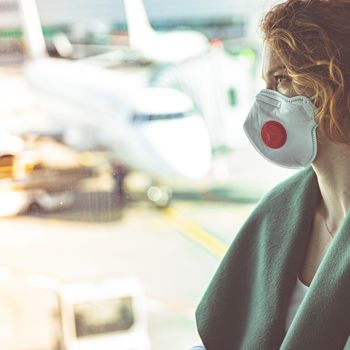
<box><xmin>278</xmin><ymin>84</ymin><xmax>297</xmax><ymax>97</ymax></box>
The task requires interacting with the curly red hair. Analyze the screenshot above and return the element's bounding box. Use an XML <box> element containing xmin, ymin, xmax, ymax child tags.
<box><xmin>261</xmin><ymin>0</ymin><xmax>350</xmax><ymax>143</ymax></box>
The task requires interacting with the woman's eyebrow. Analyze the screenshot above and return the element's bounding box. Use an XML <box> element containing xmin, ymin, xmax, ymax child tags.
<box><xmin>268</xmin><ymin>65</ymin><xmax>287</xmax><ymax>76</ymax></box>
<box><xmin>262</xmin><ymin>65</ymin><xmax>287</xmax><ymax>81</ymax></box>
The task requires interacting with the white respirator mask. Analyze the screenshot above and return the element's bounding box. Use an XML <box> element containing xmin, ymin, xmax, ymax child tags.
<box><xmin>243</xmin><ymin>89</ymin><xmax>318</xmax><ymax>168</ymax></box>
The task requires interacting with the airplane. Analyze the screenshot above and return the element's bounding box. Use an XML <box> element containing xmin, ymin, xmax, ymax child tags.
<box><xmin>16</xmin><ymin>0</ymin><xmax>212</xmax><ymax>207</ymax></box>
<box><xmin>45</xmin><ymin>0</ymin><xmax>210</xmax><ymax>65</ymax></box>
<box><xmin>123</xmin><ymin>0</ymin><xmax>210</xmax><ymax>63</ymax></box>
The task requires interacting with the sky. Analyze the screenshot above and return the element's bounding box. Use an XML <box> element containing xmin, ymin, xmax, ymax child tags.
<box><xmin>0</xmin><ymin>0</ymin><xmax>278</xmax><ymax>28</ymax></box>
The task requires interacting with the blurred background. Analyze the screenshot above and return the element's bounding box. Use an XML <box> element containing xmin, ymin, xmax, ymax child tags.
<box><xmin>0</xmin><ymin>0</ymin><xmax>296</xmax><ymax>349</ymax></box>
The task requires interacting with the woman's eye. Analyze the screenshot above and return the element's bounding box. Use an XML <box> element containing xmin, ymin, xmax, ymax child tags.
<box><xmin>275</xmin><ymin>75</ymin><xmax>291</xmax><ymax>84</ymax></box>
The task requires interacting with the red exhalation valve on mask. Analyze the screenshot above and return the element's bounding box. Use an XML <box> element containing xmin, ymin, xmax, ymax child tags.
<box><xmin>261</xmin><ymin>120</ymin><xmax>287</xmax><ymax>149</ymax></box>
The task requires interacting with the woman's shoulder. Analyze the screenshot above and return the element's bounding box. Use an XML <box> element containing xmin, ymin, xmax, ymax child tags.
<box><xmin>237</xmin><ymin>166</ymin><xmax>318</xmax><ymax>232</ymax></box>
<box><xmin>220</xmin><ymin>167</ymin><xmax>319</xmax><ymax>272</ymax></box>
<box><xmin>255</xmin><ymin>166</ymin><xmax>316</xmax><ymax>210</ymax></box>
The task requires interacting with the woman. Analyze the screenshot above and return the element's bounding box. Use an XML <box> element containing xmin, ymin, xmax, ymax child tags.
<box><xmin>193</xmin><ymin>0</ymin><xmax>350</xmax><ymax>349</ymax></box>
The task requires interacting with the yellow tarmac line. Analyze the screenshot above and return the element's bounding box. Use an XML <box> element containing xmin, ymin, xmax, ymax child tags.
<box><xmin>164</xmin><ymin>207</ymin><xmax>228</xmax><ymax>258</ymax></box>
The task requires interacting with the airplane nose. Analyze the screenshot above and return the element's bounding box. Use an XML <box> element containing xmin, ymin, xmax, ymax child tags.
<box><xmin>136</xmin><ymin>114</ymin><xmax>212</xmax><ymax>179</ymax></box>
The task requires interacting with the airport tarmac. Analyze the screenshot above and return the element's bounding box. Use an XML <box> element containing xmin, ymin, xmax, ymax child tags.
<box><xmin>0</xmin><ymin>192</ymin><xmax>256</xmax><ymax>350</ymax></box>
<box><xmin>0</xmin><ymin>62</ymin><xmax>297</xmax><ymax>350</ymax></box>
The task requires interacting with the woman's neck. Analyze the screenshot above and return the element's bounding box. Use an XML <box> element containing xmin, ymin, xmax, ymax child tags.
<box><xmin>312</xmin><ymin>137</ymin><xmax>350</xmax><ymax>232</ymax></box>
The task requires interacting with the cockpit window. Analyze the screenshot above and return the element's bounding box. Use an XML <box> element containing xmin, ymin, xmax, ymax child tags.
<box><xmin>133</xmin><ymin>111</ymin><xmax>190</xmax><ymax>123</ymax></box>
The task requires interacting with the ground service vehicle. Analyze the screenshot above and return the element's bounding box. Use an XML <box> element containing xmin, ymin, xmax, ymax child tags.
<box><xmin>0</xmin><ymin>270</ymin><xmax>150</xmax><ymax>350</ymax></box>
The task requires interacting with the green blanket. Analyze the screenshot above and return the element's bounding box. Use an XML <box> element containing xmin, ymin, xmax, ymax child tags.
<box><xmin>196</xmin><ymin>167</ymin><xmax>350</xmax><ymax>350</ymax></box>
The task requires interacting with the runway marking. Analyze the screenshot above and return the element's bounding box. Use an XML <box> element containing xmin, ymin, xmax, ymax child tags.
<box><xmin>164</xmin><ymin>207</ymin><xmax>228</xmax><ymax>258</ymax></box>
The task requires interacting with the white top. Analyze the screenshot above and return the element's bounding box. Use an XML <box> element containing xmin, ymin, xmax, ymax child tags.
<box><xmin>286</xmin><ymin>278</ymin><xmax>350</xmax><ymax>348</ymax></box>
<box><xmin>285</xmin><ymin>278</ymin><xmax>309</xmax><ymax>331</ymax></box>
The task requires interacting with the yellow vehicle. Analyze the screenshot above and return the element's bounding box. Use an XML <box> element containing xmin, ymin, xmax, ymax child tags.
<box><xmin>0</xmin><ymin>132</ymin><xmax>112</xmax><ymax>217</ymax></box>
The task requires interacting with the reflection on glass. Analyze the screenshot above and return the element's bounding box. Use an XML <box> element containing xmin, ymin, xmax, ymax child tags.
<box><xmin>74</xmin><ymin>297</ymin><xmax>134</xmax><ymax>338</ymax></box>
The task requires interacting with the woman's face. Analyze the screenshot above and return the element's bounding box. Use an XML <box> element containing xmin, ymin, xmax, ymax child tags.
<box><xmin>262</xmin><ymin>44</ymin><xmax>329</xmax><ymax>158</ymax></box>
<box><xmin>262</xmin><ymin>44</ymin><xmax>295</xmax><ymax>97</ymax></box>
